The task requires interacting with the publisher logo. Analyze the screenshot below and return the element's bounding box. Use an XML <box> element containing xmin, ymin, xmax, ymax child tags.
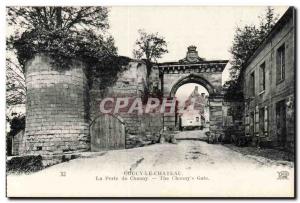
<box><xmin>277</xmin><ymin>171</ymin><xmax>289</xmax><ymax>180</ymax></box>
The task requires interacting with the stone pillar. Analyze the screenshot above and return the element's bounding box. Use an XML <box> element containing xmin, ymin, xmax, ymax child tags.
<box><xmin>162</xmin><ymin>98</ymin><xmax>177</xmax><ymax>131</ymax></box>
<box><xmin>208</xmin><ymin>95</ymin><xmax>224</xmax><ymax>143</ymax></box>
<box><xmin>24</xmin><ymin>54</ymin><xmax>90</xmax><ymax>155</ymax></box>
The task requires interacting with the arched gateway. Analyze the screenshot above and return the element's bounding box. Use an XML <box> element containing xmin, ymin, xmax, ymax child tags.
<box><xmin>153</xmin><ymin>46</ymin><xmax>228</xmax><ymax>138</ymax></box>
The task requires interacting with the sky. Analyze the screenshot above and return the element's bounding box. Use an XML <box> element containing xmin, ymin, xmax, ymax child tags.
<box><xmin>107</xmin><ymin>6</ymin><xmax>288</xmax><ymax>84</ymax></box>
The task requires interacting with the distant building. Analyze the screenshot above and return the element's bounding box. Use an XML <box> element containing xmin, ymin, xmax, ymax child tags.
<box><xmin>241</xmin><ymin>7</ymin><xmax>295</xmax><ymax>151</ymax></box>
<box><xmin>179</xmin><ymin>86</ymin><xmax>209</xmax><ymax>129</ymax></box>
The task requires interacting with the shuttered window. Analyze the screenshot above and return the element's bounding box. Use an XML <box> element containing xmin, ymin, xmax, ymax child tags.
<box><xmin>264</xmin><ymin>106</ymin><xmax>268</xmax><ymax>136</ymax></box>
<box><xmin>258</xmin><ymin>106</ymin><xmax>269</xmax><ymax>137</ymax></box>
<box><xmin>259</xmin><ymin>107</ymin><xmax>264</xmax><ymax>137</ymax></box>
<box><xmin>245</xmin><ymin>114</ymin><xmax>250</xmax><ymax>136</ymax></box>
<box><xmin>255</xmin><ymin>106</ymin><xmax>259</xmax><ymax>136</ymax></box>
<box><xmin>250</xmin><ymin>112</ymin><xmax>255</xmax><ymax>137</ymax></box>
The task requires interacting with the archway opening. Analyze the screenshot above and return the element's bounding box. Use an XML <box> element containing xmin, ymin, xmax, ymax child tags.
<box><xmin>175</xmin><ymin>83</ymin><xmax>210</xmax><ymax>134</ymax></box>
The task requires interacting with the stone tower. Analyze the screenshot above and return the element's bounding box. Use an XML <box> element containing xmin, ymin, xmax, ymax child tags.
<box><xmin>24</xmin><ymin>54</ymin><xmax>90</xmax><ymax>155</ymax></box>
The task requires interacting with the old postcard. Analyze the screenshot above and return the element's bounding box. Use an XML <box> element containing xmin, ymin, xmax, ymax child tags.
<box><xmin>5</xmin><ymin>6</ymin><xmax>295</xmax><ymax>198</ymax></box>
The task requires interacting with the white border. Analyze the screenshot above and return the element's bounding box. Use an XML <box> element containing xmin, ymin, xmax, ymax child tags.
<box><xmin>0</xmin><ymin>1</ymin><xmax>299</xmax><ymax>202</ymax></box>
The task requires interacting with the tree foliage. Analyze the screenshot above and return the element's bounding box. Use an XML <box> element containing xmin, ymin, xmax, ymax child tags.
<box><xmin>133</xmin><ymin>29</ymin><xmax>168</xmax><ymax>75</ymax></box>
<box><xmin>12</xmin><ymin>28</ymin><xmax>117</xmax><ymax>71</ymax></box>
<box><xmin>7</xmin><ymin>6</ymin><xmax>116</xmax><ymax>69</ymax></box>
<box><xmin>6</xmin><ymin>56</ymin><xmax>26</xmax><ymax>106</ymax></box>
<box><xmin>224</xmin><ymin>7</ymin><xmax>278</xmax><ymax>99</ymax></box>
<box><xmin>8</xmin><ymin>115</ymin><xmax>26</xmax><ymax>137</ymax></box>
<box><xmin>6</xmin><ymin>6</ymin><xmax>121</xmax><ymax>107</ymax></box>
<box><xmin>7</xmin><ymin>7</ymin><xmax>109</xmax><ymax>33</ymax></box>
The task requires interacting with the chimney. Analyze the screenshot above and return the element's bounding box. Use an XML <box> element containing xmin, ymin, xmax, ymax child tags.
<box><xmin>194</xmin><ymin>86</ymin><xmax>199</xmax><ymax>92</ymax></box>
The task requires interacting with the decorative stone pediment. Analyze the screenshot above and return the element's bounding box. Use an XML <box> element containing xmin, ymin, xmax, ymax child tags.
<box><xmin>179</xmin><ymin>46</ymin><xmax>204</xmax><ymax>63</ymax></box>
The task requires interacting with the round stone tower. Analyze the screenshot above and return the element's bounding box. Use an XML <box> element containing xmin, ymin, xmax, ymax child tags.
<box><xmin>24</xmin><ymin>54</ymin><xmax>90</xmax><ymax>155</ymax></box>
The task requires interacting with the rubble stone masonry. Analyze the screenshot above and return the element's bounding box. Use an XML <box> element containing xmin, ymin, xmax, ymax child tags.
<box><xmin>89</xmin><ymin>61</ymin><xmax>163</xmax><ymax>149</ymax></box>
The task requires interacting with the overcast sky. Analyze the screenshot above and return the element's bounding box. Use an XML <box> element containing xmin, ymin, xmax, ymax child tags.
<box><xmin>108</xmin><ymin>6</ymin><xmax>288</xmax><ymax>84</ymax></box>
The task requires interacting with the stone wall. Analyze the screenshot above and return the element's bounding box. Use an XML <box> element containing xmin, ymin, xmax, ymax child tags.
<box><xmin>124</xmin><ymin>113</ymin><xmax>163</xmax><ymax>148</ymax></box>
<box><xmin>24</xmin><ymin>54</ymin><xmax>90</xmax><ymax>155</ymax></box>
<box><xmin>207</xmin><ymin>95</ymin><xmax>224</xmax><ymax>142</ymax></box>
<box><xmin>222</xmin><ymin>101</ymin><xmax>245</xmax><ymax>142</ymax></box>
<box><xmin>89</xmin><ymin>60</ymin><xmax>163</xmax><ymax>149</ymax></box>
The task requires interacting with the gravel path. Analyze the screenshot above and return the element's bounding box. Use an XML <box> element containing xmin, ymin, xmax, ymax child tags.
<box><xmin>7</xmin><ymin>139</ymin><xmax>294</xmax><ymax>197</ymax></box>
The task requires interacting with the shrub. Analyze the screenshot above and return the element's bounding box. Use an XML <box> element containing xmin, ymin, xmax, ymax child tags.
<box><xmin>6</xmin><ymin>155</ymin><xmax>43</xmax><ymax>174</ymax></box>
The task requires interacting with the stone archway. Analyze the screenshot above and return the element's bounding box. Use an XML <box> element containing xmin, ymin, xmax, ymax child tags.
<box><xmin>171</xmin><ymin>77</ymin><xmax>211</xmax><ymax>132</ymax></box>
<box><xmin>167</xmin><ymin>74</ymin><xmax>224</xmax><ymax>139</ymax></box>
<box><xmin>169</xmin><ymin>74</ymin><xmax>215</xmax><ymax>97</ymax></box>
<box><xmin>153</xmin><ymin>46</ymin><xmax>228</xmax><ymax>140</ymax></box>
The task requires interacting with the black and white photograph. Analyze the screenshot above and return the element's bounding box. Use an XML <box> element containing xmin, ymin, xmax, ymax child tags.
<box><xmin>4</xmin><ymin>4</ymin><xmax>296</xmax><ymax>198</ymax></box>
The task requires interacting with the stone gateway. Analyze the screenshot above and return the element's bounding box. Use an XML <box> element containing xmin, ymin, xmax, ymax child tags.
<box><xmin>152</xmin><ymin>46</ymin><xmax>228</xmax><ymax>140</ymax></box>
<box><xmin>20</xmin><ymin>46</ymin><xmax>227</xmax><ymax>155</ymax></box>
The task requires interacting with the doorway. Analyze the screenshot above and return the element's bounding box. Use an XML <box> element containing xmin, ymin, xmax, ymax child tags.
<box><xmin>276</xmin><ymin>100</ymin><xmax>287</xmax><ymax>147</ymax></box>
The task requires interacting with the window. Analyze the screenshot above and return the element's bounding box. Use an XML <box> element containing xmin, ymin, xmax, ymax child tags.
<box><xmin>255</xmin><ymin>106</ymin><xmax>259</xmax><ymax>136</ymax></box>
<box><xmin>196</xmin><ymin>117</ymin><xmax>199</xmax><ymax>122</ymax></box>
<box><xmin>249</xmin><ymin>71</ymin><xmax>255</xmax><ymax>97</ymax></box>
<box><xmin>276</xmin><ymin>44</ymin><xmax>285</xmax><ymax>83</ymax></box>
<box><xmin>259</xmin><ymin>62</ymin><xmax>266</xmax><ymax>92</ymax></box>
<box><xmin>259</xmin><ymin>106</ymin><xmax>269</xmax><ymax>137</ymax></box>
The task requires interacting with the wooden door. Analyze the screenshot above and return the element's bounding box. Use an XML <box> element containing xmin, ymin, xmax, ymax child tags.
<box><xmin>90</xmin><ymin>114</ymin><xmax>125</xmax><ymax>151</ymax></box>
<box><xmin>276</xmin><ymin>100</ymin><xmax>287</xmax><ymax>146</ymax></box>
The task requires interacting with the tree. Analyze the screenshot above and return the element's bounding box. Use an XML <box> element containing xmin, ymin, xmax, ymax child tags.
<box><xmin>229</xmin><ymin>25</ymin><xmax>261</xmax><ymax>80</ymax></box>
<box><xmin>6</xmin><ymin>6</ymin><xmax>118</xmax><ymax>107</ymax></box>
<box><xmin>229</xmin><ymin>7</ymin><xmax>278</xmax><ymax>80</ymax></box>
<box><xmin>133</xmin><ymin>29</ymin><xmax>168</xmax><ymax>76</ymax></box>
<box><xmin>225</xmin><ymin>7</ymin><xmax>278</xmax><ymax>97</ymax></box>
<box><xmin>6</xmin><ymin>55</ymin><xmax>26</xmax><ymax>106</ymax></box>
<box><xmin>7</xmin><ymin>7</ymin><xmax>109</xmax><ymax>33</ymax></box>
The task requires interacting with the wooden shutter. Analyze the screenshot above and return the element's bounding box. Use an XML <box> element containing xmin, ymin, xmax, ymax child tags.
<box><xmin>255</xmin><ymin>106</ymin><xmax>259</xmax><ymax>136</ymax></box>
<box><xmin>245</xmin><ymin>114</ymin><xmax>250</xmax><ymax>136</ymax></box>
<box><xmin>264</xmin><ymin>106</ymin><xmax>268</xmax><ymax>136</ymax></box>
<box><xmin>249</xmin><ymin>113</ymin><xmax>253</xmax><ymax>136</ymax></box>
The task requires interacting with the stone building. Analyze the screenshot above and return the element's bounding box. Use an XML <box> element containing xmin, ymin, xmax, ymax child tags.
<box><xmin>242</xmin><ymin>7</ymin><xmax>295</xmax><ymax>151</ymax></box>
